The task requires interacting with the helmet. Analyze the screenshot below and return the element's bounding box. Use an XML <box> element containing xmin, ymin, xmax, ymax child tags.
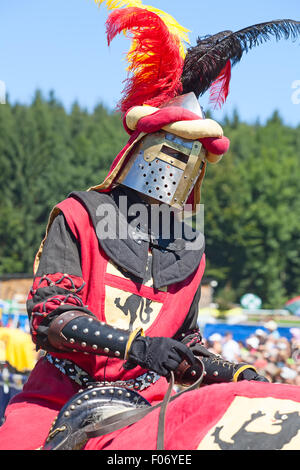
<box><xmin>116</xmin><ymin>93</ymin><xmax>206</xmax><ymax>209</ymax></box>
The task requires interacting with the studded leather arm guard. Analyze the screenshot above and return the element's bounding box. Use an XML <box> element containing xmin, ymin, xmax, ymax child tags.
<box><xmin>200</xmin><ymin>354</ymin><xmax>259</xmax><ymax>385</ymax></box>
<box><xmin>180</xmin><ymin>332</ymin><xmax>268</xmax><ymax>384</ymax></box>
<box><xmin>48</xmin><ymin>310</ymin><xmax>141</xmax><ymax>360</ymax></box>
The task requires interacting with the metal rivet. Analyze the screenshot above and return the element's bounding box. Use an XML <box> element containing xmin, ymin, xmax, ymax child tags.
<box><xmin>126</xmin><ymin>393</ymin><xmax>131</xmax><ymax>398</ymax></box>
<box><xmin>107</xmin><ymin>334</ymin><xmax>113</xmax><ymax>340</ymax></box>
<box><xmin>104</xmin><ymin>347</ymin><xmax>110</xmax><ymax>353</ymax></box>
<box><xmin>101</xmin><ymin>390</ymin><xmax>106</xmax><ymax>395</ymax></box>
<box><xmin>64</xmin><ymin>411</ymin><xmax>70</xmax><ymax>417</ymax></box>
<box><xmin>213</xmin><ymin>371</ymin><xmax>219</xmax><ymax>377</ymax></box>
<box><xmin>118</xmin><ymin>390</ymin><xmax>123</xmax><ymax>395</ymax></box>
<box><xmin>92</xmin><ymin>345</ymin><xmax>98</xmax><ymax>350</ymax></box>
<box><xmin>109</xmin><ymin>389</ymin><xmax>114</xmax><ymax>394</ymax></box>
<box><xmin>88</xmin><ymin>318</ymin><xmax>93</xmax><ymax>322</ymax></box>
<box><xmin>77</xmin><ymin>400</ymin><xmax>82</xmax><ymax>405</ymax></box>
<box><xmin>115</xmin><ymin>351</ymin><xmax>120</xmax><ymax>357</ymax></box>
<box><xmin>95</xmin><ymin>331</ymin><xmax>100</xmax><ymax>336</ymax></box>
<box><xmin>58</xmin><ymin>319</ymin><xmax>64</xmax><ymax>324</ymax></box>
<box><xmin>69</xmin><ymin>338</ymin><xmax>75</xmax><ymax>344</ymax></box>
<box><xmin>84</xmin><ymin>395</ymin><xmax>89</xmax><ymax>400</ymax></box>
<box><xmin>72</xmin><ymin>325</ymin><xmax>77</xmax><ymax>331</ymax></box>
<box><xmin>70</xmin><ymin>405</ymin><xmax>75</xmax><ymax>410</ymax></box>
<box><xmin>191</xmin><ymin>370</ymin><xmax>197</xmax><ymax>376</ymax></box>
<box><xmin>83</xmin><ymin>328</ymin><xmax>89</xmax><ymax>334</ymax></box>
<box><xmin>81</xmin><ymin>342</ymin><xmax>87</xmax><ymax>348</ymax></box>
<box><xmin>92</xmin><ymin>391</ymin><xmax>97</xmax><ymax>396</ymax></box>
<box><xmin>119</xmin><ymin>336</ymin><xmax>124</xmax><ymax>341</ymax></box>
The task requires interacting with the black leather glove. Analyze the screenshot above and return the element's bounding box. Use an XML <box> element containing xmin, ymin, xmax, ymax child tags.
<box><xmin>124</xmin><ymin>335</ymin><xmax>196</xmax><ymax>377</ymax></box>
<box><xmin>180</xmin><ymin>330</ymin><xmax>212</xmax><ymax>358</ymax></box>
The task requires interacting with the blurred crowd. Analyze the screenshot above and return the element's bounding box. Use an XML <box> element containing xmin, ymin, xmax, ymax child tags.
<box><xmin>203</xmin><ymin>321</ymin><xmax>300</xmax><ymax>385</ymax></box>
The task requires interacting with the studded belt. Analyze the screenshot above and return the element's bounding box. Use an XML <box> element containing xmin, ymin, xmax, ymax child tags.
<box><xmin>45</xmin><ymin>353</ymin><xmax>161</xmax><ymax>391</ymax></box>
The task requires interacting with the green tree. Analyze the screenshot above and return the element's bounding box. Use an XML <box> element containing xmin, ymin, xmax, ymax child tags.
<box><xmin>0</xmin><ymin>92</ymin><xmax>127</xmax><ymax>274</ymax></box>
<box><xmin>203</xmin><ymin>112</ymin><xmax>300</xmax><ymax>308</ymax></box>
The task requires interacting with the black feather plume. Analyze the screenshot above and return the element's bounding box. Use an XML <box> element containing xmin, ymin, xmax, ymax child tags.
<box><xmin>181</xmin><ymin>19</ymin><xmax>300</xmax><ymax>99</ymax></box>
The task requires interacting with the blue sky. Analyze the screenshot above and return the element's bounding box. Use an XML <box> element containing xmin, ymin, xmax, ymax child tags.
<box><xmin>1</xmin><ymin>0</ymin><xmax>300</xmax><ymax>125</ymax></box>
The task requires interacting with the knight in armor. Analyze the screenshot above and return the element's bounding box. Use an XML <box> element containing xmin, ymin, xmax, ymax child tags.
<box><xmin>0</xmin><ymin>1</ymin><xmax>299</xmax><ymax>451</ymax></box>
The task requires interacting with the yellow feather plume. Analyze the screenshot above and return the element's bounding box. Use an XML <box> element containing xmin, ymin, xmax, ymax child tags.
<box><xmin>94</xmin><ymin>0</ymin><xmax>190</xmax><ymax>58</ymax></box>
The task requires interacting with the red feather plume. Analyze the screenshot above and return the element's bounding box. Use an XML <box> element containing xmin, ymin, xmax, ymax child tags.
<box><xmin>209</xmin><ymin>60</ymin><xmax>232</xmax><ymax>109</ymax></box>
<box><xmin>106</xmin><ymin>7</ymin><xmax>184</xmax><ymax>113</ymax></box>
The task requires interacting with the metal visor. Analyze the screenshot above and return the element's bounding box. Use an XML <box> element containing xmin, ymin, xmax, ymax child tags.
<box><xmin>117</xmin><ymin>131</ymin><xmax>205</xmax><ymax>209</ymax></box>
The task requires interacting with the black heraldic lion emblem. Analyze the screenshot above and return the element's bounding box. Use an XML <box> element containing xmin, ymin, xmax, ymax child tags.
<box><xmin>212</xmin><ymin>410</ymin><xmax>300</xmax><ymax>450</ymax></box>
<box><xmin>114</xmin><ymin>257</ymin><xmax>154</xmax><ymax>331</ymax></box>
<box><xmin>114</xmin><ymin>296</ymin><xmax>153</xmax><ymax>331</ymax></box>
